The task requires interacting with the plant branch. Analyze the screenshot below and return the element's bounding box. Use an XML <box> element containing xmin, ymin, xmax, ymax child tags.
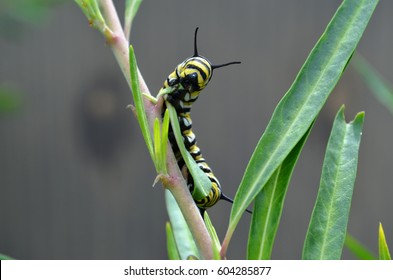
<box><xmin>162</xmin><ymin>173</ymin><xmax>214</xmax><ymax>259</ymax></box>
<box><xmin>77</xmin><ymin>0</ymin><xmax>213</xmax><ymax>259</ymax></box>
<box><xmin>99</xmin><ymin>0</ymin><xmax>133</xmax><ymax>87</ymax></box>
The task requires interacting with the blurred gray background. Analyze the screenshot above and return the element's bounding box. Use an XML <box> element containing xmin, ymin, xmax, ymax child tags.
<box><xmin>0</xmin><ymin>0</ymin><xmax>392</xmax><ymax>259</ymax></box>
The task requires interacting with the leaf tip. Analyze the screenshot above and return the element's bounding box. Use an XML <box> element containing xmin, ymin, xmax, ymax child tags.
<box><xmin>337</xmin><ymin>105</ymin><xmax>365</xmax><ymax>127</ymax></box>
<box><xmin>354</xmin><ymin>111</ymin><xmax>365</xmax><ymax>122</ymax></box>
<box><xmin>378</xmin><ymin>222</ymin><xmax>391</xmax><ymax>260</ymax></box>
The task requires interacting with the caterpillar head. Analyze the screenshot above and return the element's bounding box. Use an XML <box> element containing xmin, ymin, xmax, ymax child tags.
<box><xmin>159</xmin><ymin>28</ymin><xmax>240</xmax><ymax>97</ymax></box>
<box><xmin>174</xmin><ymin>56</ymin><xmax>213</xmax><ymax>93</ymax></box>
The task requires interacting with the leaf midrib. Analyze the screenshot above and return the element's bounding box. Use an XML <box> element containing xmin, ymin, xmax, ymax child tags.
<box><xmin>257</xmin><ymin>165</ymin><xmax>282</xmax><ymax>259</ymax></box>
<box><xmin>318</xmin><ymin>124</ymin><xmax>348</xmax><ymax>259</ymax></box>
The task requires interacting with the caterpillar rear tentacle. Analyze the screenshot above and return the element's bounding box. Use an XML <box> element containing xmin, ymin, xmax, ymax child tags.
<box><xmin>158</xmin><ymin>28</ymin><xmax>251</xmax><ymax>215</ymax></box>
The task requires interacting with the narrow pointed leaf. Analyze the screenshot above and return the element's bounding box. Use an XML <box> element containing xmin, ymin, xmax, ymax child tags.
<box><xmin>129</xmin><ymin>46</ymin><xmax>155</xmax><ymax>162</ymax></box>
<box><xmin>247</xmin><ymin>123</ymin><xmax>313</xmax><ymax>260</ymax></box>
<box><xmin>124</xmin><ymin>0</ymin><xmax>143</xmax><ymax>40</ymax></box>
<box><xmin>204</xmin><ymin>213</ymin><xmax>221</xmax><ymax>259</ymax></box>
<box><xmin>161</xmin><ymin>109</ymin><xmax>170</xmax><ymax>174</ymax></box>
<box><xmin>165</xmin><ymin>190</ymin><xmax>200</xmax><ymax>259</ymax></box>
<box><xmin>125</xmin><ymin>0</ymin><xmax>143</xmax><ymax>23</ymax></box>
<box><xmin>153</xmin><ymin>118</ymin><xmax>161</xmax><ymax>171</ymax></box>
<box><xmin>379</xmin><ymin>223</ymin><xmax>391</xmax><ymax>260</ymax></box>
<box><xmin>352</xmin><ymin>54</ymin><xmax>393</xmax><ymax>116</ymax></box>
<box><xmin>345</xmin><ymin>233</ymin><xmax>376</xmax><ymax>260</ymax></box>
<box><xmin>167</xmin><ymin>103</ymin><xmax>211</xmax><ymax>200</ymax></box>
<box><xmin>166</xmin><ymin>222</ymin><xmax>180</xmax><ymax>260</ymax></box>
<box><xmin>302</xmin><ymin>106</ymin><xmax>364</xmax><ymax>260</ymax></box>
<box><xmin>227</xmin><ymin>0</ymin><xmax>378</xmax><ymax>243</ymax></box>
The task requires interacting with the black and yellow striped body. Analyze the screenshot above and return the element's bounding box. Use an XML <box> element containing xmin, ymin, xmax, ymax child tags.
<box><xmin>160</xmin><ymin>56</ymin><xmax>222</xmax><ymax>210</ymax></box>
<box><xmin>158</xmin><ymin>28</ymin><xmax>242</xmax><ymax>213</ymax></box>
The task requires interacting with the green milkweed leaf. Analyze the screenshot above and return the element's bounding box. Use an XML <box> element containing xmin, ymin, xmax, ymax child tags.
<box><xmin>167</xmin><ymin>103</ymin><xmax>211</xmax><ymax>201</ymax></box>
<box><xmin>247</xmin><ymin>123</ymin><xmax>313</xmax><ymax>260</ymax></box>
<box><xmin>224</xmin><ymin>0</ymin><xmax>379</xmax><ymax>251</ymax></box>
<box><xmin>379</xmin><ymin>223</ymin><xmax>391</xmax><ymax>260</ymax></box>
<box><xmin>129</xmin><ymin>46</ymin><xmax>155</xmax><ymax>164</ymax></box>
<box><xmin>204</xmin><ymin>212</ymin><xmax>221</xmax><ymax>260</ymax></box>
<box><xmin>302</xmin><ymin>106</ymin><xmax>364</xmax><ymax>260</ymax></box>
<box><xmin>166</xmin><ymin>222</ymin><xmax>180</xmax><ymax>260</ymax></box>
<box><xmin>124</xmin><ymin>0</ymin><xmax>143</xmax><ymax>40</ymax></box>
<box><xmin>161</xmin><ymin>109</ymin><xmax>170</xmax><ymax>174</ymax></box>
<box><xmin>153</xmin><ymin>109</ymin><xmax>170</xmax><ymax>174</ymax></box>
<box><xmin>165</xmin><ymin>190</ymin><xmax>200</xmax><ymax>260</ymax></box>
<box><xmin>153</xmin><ymin>118</ymin><xmax>162</xmax><ymax>171</ymax></box>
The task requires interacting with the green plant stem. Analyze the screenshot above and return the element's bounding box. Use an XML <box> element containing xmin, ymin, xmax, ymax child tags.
<box><xmin>83</xmin><ymin>0</ymin><xmax>213</xmax><ymax>259</ymax></box>
<box><xmin>160</xmin><ymin>125</ymin><xmax>213</xmax><ymax>259</ymax></box>
<box><xmin>162</xmin><ymin>175</ymin><xmax>213</xmax><ymax>259</ymax></box>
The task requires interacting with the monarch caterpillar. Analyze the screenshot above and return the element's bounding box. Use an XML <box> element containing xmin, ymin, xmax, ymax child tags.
<box><xmin>158</xmin><ymin>28</ymin><xmax>250</xmax><ymax>214</ymax></box>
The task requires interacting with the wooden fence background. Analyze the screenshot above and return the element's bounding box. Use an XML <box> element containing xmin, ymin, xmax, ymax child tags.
<box><xmin>0</xmin><ymin>0</ymin><xmax>392</xmax><ymax>259</ymax></box>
